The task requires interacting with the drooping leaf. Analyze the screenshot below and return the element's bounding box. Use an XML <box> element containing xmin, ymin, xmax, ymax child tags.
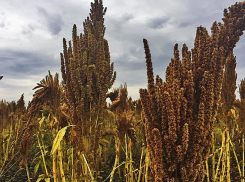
<box><xmin>50</xmin><ymin>125</ymin><xmax>75</xmax><ymax>155</ymax></box>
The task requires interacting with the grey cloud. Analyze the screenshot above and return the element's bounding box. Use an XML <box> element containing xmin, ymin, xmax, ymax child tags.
<box><xmin>0</xmin><ymin>49</ymin><xmax>60</xmax><ymax>79</ymax></box>
<box><xmin>148</xmin><ymin>16</ymin><xmax>170</xmax><ymax>29</ymax></box>
<box><xmin>122</xmin><ymin>13</ymin><xmax>134</xmax><ymax>22</ymax></box>
<box><xmin>113</xmin><ymin>51</ymin><xmax>171</xmax><ymax>86</ymax></box>
<box><xmin>0</xmin><ymin>11</ymin><xmax>5</xmax><ymax>28</ymax></box>
<box><xmin>37</xmin><ymin>7</ymin><xmax>64</xmax><ymax>35</ymax></box>
<box><xmin>0</xmin><ymin>21</ymin><xmax>5</xmax><ymax>28</ymax></box>
<box><xmin>115</xmin><ymin>59</ymin><xmax>145</xmax><ymax>71</ymax></box>
<box><xmin>22</xmin><ymin>24</ymin><xmax>35</xmax><ymax>34</ymax></box>
<box><xmin>107</xmin><ymin>13</ymin><xmax>134</xmax><ymax>30</ymax></box>
<box><xmin>115</xmin><ymin>70</ymin><xmax>146</xmax><ymax>86</ymax></box>
<box><xmin>108</xmin><ymin>34</ymin><xmax>178</xmax><ymax>86</ymax></box>
<box><xmin>179</xmin><ymin>12</ymin><xmax>223</xmax><ymax>31</ymax></box>
<box><xmin>178</xmin><ymin>21</ymin><xmax>191</xmax><ymax>28</ymax></box>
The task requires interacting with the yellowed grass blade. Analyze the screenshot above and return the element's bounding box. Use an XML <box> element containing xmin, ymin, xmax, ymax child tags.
<box><xmin>82</xmin><ymin>153</ymin><xmax>95</xmax><ymax>181</ymax></box>
<box><xmin>50</xmin><ymin>125</ymin><xmax>75</xmax><ymax>155</ymax></box>
<box><xmin>39</xmin><ymin>116</ymin><xmax>45</xmax><ymax>127</ymax></box>
<box><xmin>205</xmin><ymin>159</ymin><xmax>210</xmax><ymax>182</ymax></box>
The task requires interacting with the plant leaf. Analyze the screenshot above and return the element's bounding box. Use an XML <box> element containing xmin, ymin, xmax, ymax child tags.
<box><xmin>34</xmin><ymin>161</ymin><xmax>41</xmax><ymax>174</ymax></box>
<box><xmin>39</xmin><ymin>116</ymin><xmax>45</xmax><ymax>127</ymax></box>
<box><xmin>50</xmin><ymin>125</ymin><xmax>75</xmax><ymax>155</ymax></box>
<box><xmin>45</xmin><ymin>178</ymin><xmax>50</xmax><ymax>182</ymax></box>
<box><xmin>103</xmin><ymin>109</ymin><xmax>115</xmax><ymax>118</ymax></box>
<box><xmin>36</xmin><ymin>174</ymin><xmax>45</xmax><ymax>182</ymax></box>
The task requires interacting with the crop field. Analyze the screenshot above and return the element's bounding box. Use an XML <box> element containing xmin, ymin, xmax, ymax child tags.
<box><xmin>1</xmin><ymin>0</ymin><xmax>245</xmax><ymax>181</ymax></box>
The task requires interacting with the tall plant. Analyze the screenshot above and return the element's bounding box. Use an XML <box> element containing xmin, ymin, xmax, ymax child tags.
<box><xmin>140</xmin><ymin>2</ymin><xmax>245</xmax><ymax>181</ymax></box>
<box><xmin>60</xmin><ymin>0</ymin><xmax>116</xmax><ymax>177</ymax></box>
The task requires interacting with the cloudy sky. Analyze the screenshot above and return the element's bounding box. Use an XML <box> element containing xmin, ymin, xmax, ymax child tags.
<box><xmin>0</xmin><ymin>0</ymin><xmax>245</xmax><ymax>105</ymax></box>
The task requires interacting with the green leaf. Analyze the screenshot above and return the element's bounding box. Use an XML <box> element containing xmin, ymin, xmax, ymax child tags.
<box><xmin>50</xmin><ymin>125</ymin><xmax>75</xmax><ymax>155</ymax></box>
<box><xmin>34</xmin><ymin>161</ymin><xmax>41</xmax><ymax>174</ymax></box>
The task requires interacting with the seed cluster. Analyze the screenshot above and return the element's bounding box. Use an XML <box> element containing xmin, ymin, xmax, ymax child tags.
<box><xmin>140</xmin><ymin>2</ymin><xmax>245</xmax><ymax>181</ymax></box>
<box><xmin>60</xmin><ymin>0</ymin><xmax>116</xmax><ymax>173</ymax></box>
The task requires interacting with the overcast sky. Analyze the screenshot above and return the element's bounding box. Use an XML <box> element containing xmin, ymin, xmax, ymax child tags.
<box><xmin>0</xmin><ymin>0</ymin><xmax>245</xmax><ymax>105</ymax></box>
